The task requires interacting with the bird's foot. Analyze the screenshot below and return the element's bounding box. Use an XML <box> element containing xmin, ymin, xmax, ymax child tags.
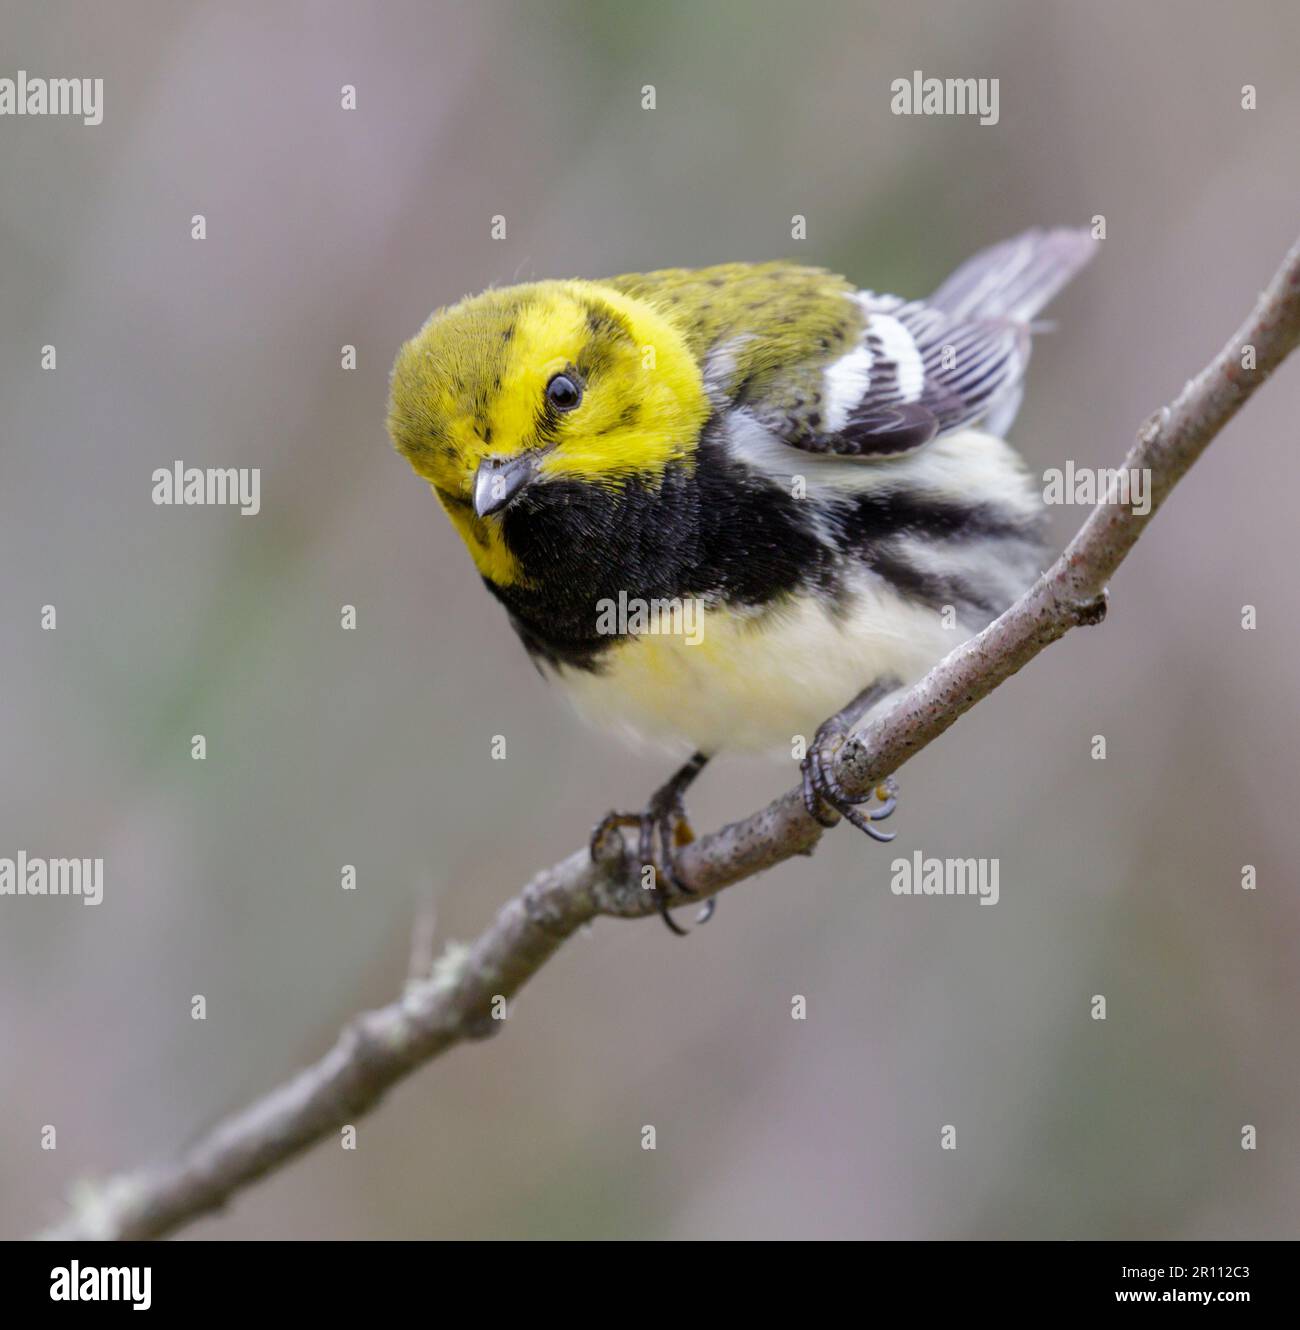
<box><xmin>590</xmin><ymin>752</ymin><xmax>713</xmax><ymax>936</ymax></box>
<box><xmin>800</xmin><ymin>713</ymin><xmax>898</xmax><ymax>842</ymax></box>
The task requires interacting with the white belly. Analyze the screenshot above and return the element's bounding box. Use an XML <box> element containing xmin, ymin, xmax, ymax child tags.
<box><xmin>553</xmin><ymin>573</ymin><xmax>962</xmax><ymax>756</ymax></box>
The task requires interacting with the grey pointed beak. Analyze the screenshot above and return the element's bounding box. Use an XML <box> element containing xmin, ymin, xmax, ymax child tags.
<box><xmin>473</xmin><ymin>453</ymin><xmax>536</xmax><ymax>518</ymax></box>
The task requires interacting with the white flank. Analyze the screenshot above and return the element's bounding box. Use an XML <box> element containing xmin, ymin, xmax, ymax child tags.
<box><xmin>725</xmin><ymin>411</ymin><xmax>1043</xmax><ymax>523</ymax></box>
<box><xmin>889</xmin><ymin>531</ymin><xmax>1042</xmax><ymax>610</ymax></box>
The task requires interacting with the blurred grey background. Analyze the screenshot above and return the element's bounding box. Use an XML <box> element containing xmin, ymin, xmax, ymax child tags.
<box><xmin>1</xmin><ymin>0</ymin><xmax>1297</xmax><ymax>1239</ymax></box>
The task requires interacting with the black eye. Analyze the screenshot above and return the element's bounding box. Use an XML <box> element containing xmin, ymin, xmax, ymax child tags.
<box><xmin>546</xmin><ymin>373</ymin><xmax>582</xmax><ymax>412</ymax></box>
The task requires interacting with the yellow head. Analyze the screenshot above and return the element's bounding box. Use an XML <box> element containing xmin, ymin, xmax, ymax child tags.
<box><xmin>387</xmin><ymin>280</ymin><xmax>710</xmax><ymax>586</ymax></box>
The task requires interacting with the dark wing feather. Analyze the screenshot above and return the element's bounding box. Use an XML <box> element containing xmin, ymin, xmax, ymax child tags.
<box><xmin>755</xmin><ymin>227</ymin><xmax>1095</xmax><ymax>460</ymax></box>
<box><xmin>810</xmin><ymin>301</ymin><xmax>1029</xmax><ymax>458</ymax></box>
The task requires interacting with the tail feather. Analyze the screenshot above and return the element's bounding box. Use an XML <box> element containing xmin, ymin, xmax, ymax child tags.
<box><xmin>928</xmin><ymin>227</ymin><xmax>1096</xmax><ymax>325</ymax></box>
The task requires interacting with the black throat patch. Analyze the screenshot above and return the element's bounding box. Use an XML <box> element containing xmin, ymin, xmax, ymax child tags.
<box><xmin>486</xmin><ymin>424</ymin><xmax>832</xmax><ymax>671</ymax></box>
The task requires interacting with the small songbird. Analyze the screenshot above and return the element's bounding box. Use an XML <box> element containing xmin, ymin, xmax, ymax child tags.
<box><xmin>388</xmin><ymin>229</ymin><xmax>1095</xmax><ymax>932</ymax></box>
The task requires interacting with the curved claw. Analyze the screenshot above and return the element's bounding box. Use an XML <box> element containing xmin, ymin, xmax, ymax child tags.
<box><xmin>657</xmin><ymin>893</ymin><xmax>690</xmax><ymax>936</ymax></box>
<box><xmin>802</xmin><ymin>758</ymin><xmax>841</xmax><ymax>827</ymax></box>
<box><xmin>590</xmin><ymin>787</ymin><xmax>709</xmax><ymax>936</ymax></box>
<box><xmin>800</xmin><ymin>733</ymin><xmax>900</xmax><ymax>843</ymax></box>
<box><xmin>838</xmin><ymin>803</ymin><xmax>897</xmax><ymax>841</ymax></box>
<box><xmin>654</xmin><ymin>803</ymin><xmax>715</xmax><ymax>931</ymax></box>
<box><xmin>657</xmin><ymin>814</ymin><xmax>696</xmax><ymax>896</ymax></box>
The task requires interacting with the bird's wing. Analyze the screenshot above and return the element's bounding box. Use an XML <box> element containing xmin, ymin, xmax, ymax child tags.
<box><xmin>736</xmin><ymin>228</ymin><xmax>1097</xmax><ymax>460</ymax></box>
<box><xmin>770</xmin><ymin>294</ymin><xmax>1032</xmax><ymax>458</ymax></box>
